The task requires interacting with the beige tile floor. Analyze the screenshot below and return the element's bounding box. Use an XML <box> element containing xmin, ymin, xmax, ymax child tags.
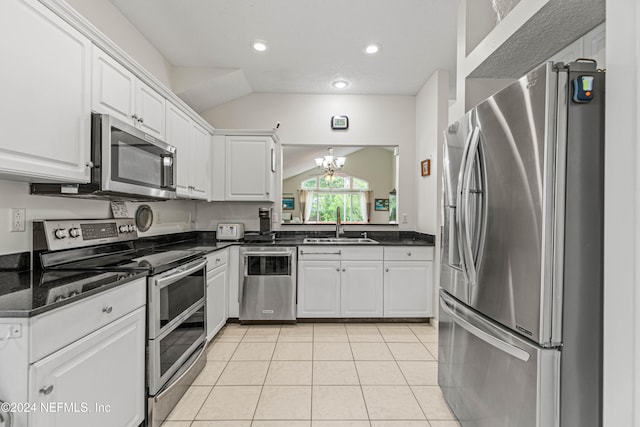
<box><xmin>162</xmin><ymin>322</ymin><xmax>460</xmax><ymax>427</ymax></box>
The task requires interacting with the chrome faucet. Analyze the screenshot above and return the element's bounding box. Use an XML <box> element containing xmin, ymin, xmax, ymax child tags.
<box><xmin>336</xmin><ymin>207</ymin><xmax>344</xmax><ymax>238</ymax></box>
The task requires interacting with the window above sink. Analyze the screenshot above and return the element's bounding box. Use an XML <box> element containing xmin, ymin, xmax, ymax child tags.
<box><xmin>282</xmin><ymin>145</ymin><xmax>399</xmax><ymax>225</ymax></box>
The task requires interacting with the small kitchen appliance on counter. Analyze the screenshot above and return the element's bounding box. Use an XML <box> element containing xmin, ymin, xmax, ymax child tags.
<box><xmin>216</xmin><ymin>223</ymin><xmax>245</xmax><ymax>240</ymax></box>
<box><xmin>259</xmin><ymin>208</ymin><xmax>272</xmax><ymax>233</ymax></box>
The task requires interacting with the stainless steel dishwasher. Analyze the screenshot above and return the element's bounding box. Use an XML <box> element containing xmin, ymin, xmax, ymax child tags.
<box><xmin>239</xmin><ymin>246</ymin><xmax>297</xmax><ymax>323</ymax></box>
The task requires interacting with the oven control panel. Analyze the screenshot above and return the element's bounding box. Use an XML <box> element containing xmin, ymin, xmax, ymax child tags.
<box><xmin>34</xmin><ymin>219</ymin><xmax>138</xmax><ymax>251</ymax></box>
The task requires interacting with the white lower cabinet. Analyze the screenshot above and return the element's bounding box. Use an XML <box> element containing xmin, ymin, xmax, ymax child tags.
<box><xmin>297</xmin><ymin>260</ymin><xmax>341</xmax><ymax>317</ymax></box>
<box><xmin>297</xmin><ymin>247</ymin><xmax>383</xmax><ymax>318</ymax></box>
<box><xmin>383</xmin><ymin>247</ymin><xmax>434</xmax><ymax>317</ymax></box>
<box><xmin>341</xmin><ymin>261</ymin><xmax>384</xmax><ymax>317</ymax></box>
<box><xmin>0</xmin><ymin>278</ymin><xmax>147</xmax><ymax>427</ymax></box>
<box><xmin>298</xmin><ymin>245</ymin><xmax>434</xmax><ymax>319</ymax></box>
<box><xmin>206</xmin><ymin>249</ymin><xmax>229</xmax><ymax>339</ymax></box>
<box><xmin>29</xmin><ymin>308</ymin><xmax>145</xmax><ymax>427</ymax></box>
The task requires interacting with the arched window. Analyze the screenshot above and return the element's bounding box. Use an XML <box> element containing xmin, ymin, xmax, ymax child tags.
<box><xmin>300</xmin><ymin>175</ymin><xmax>371</xmax><ymax>223</ymax></box>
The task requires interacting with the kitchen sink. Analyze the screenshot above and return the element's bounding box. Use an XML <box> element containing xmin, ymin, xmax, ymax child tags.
<box><xmin>302</xmin><ymin>237</ymin><xmax>379</xmax><ymax>244</ymax></box>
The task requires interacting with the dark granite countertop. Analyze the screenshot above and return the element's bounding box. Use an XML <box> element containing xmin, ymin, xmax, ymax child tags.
<box><xmin>0</xmin><ymin>268</ymin><xmax>147</xmax><ymax>318</ymax></box>
<box><xmin>0</xmin><ymin>230</ymin><xmax>434</xmax><ymax>317</ymax></box>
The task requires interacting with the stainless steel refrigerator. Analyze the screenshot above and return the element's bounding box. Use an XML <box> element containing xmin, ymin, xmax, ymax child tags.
<box><xmin>438</xmin><ymin>61</ymin><xmax>604</xmax><ymax>427</ymax></box>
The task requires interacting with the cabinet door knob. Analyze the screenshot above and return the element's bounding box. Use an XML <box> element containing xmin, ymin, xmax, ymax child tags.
<box><xmin>407</xmin><ymin>252</ymin><xmax>412</xmax><ymax>256</ymax></box>
<box><xmin>336</xmin><ymin>268</ymin><xmax>340</xmax><ymax>272</ymax></box>
<box><xmin>385</xmin><ymin>268</ymin><xmax>389</xmax><ymax>272</ymax></box>
<box><xmin>86</xmin><ymin>161</ymin><xmax>94</xmax><ymax>168</ymax></box>
<box><xmin>216</xmin><ymin>258</ymin><xmax>221</xmax><ymax>262</ymax></box>
<box><xmin>138</xmin><ymin>117</ymin><xmax>144</xmax><ymax>124</ymax></box>
<box><xmin>39</xmin><ymin>385</ymin><xmax>54</xmax><ymax>395</ymax></box>
<box><xmin>131</xmin><ymin>114</ymin><xmax>138</xmax><ymax>121</ymax></box>
<box><xmin>102</xmin><ymin>306</ymin><xmax>113</xmax><ymax>314</ymax></box>
<box><xmin>342</xmin><ymin>268</ymin><xmax>346</xmax><ymax>272</ymax></box>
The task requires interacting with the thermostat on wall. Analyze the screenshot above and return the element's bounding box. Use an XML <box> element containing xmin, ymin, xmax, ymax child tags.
<box><xmin>331</xmin><ymin>115</ymin><xmax>349</xmax><ymax>130</ymax></box>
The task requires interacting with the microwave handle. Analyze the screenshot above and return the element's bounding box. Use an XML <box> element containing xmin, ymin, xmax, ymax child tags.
<box><xmin>160</xmin><ymin>154</ymin><xmax>175</xmax><ymax>189</ymax></box>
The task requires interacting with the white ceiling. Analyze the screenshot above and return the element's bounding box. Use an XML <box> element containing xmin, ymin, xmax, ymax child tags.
<box><xmin>110</xmin><ymin>0</ymin><xmax>458</xmax><ymax>111</ymax></box>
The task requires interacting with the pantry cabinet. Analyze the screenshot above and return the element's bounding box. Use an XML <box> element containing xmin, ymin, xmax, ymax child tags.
<box><xmin>92</xmin><ymin>49</ymin><xmax>165</xmax><ymax>139</ymax></box>
<box><xmin>166</xmin><ymin>102</ymin><xmax>210</xmax><ymax>200</ymax></box>
<box><xmin>0</xmin><ymin>0</ymin><xmax>92</xmax><ymax>182</ymax></box>
<box><xmin>211</xmin><ymin>130</ymin><xmax>279</xmax><ymax>202</ymax></box>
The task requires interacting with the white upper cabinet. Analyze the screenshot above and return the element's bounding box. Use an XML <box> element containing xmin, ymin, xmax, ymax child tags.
<box><xmin>0</xmin><ymin>0</ymin><xmax>92</xmax><ymax>182</ymax></box>
<box><xmin>166</xmin><ymin>101</ymin><xmax>210</xmax><ymax>200</ymax></box>
<box><xmin>211</xmin><ymin>131</ymin><xmax>278</xmax><ymax>202</ymax></box>
<box><xmin>190</xmin><ymin>123</ymin><xmax>211</xmax><ymax>200</ymax></box>
<box><xmin>92</xmin><ymin>49</ymin><xmax>165</xmax><ymax>139</ymax></box>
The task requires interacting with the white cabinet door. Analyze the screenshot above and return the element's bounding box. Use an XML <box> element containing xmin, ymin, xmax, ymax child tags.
<box><xmin>92</xmin><ymin>48</ymin><xmax>136</xmax><ymax>124</ymax></box>
<box><xmin>298</xmin><ymin>260</ymin><xmax>341</xmax><ymax>317</ymax></box>
<box><xmin>166</xmin><ymin>102</ymin><xmax>191</xmax><ymax>197</ymax></box>
<box><xmin>0</xmin><ymin>0</ymin><xmax>91</xmax><ymax>182</ymax></box>
<box><xmin>207</xmin><ymin>264</ymin><xmax>228</xmax><ymax>340</ymax></box>
<box><xmin>190</xmin><ymin>123</ymin><xmax>211</xmax><ymax>200</ymax></box>
<box><xmin>227</xmin><ymin>246</ymin><xmax>240</xmax><ymax>318</ymax></box>
<box><xmin>92</xmin><ymin>48</ymin><xmax>165</xmax><ymax>139</ymax></box>
<box><xmin>225</xmin><ymin>136</ymin><xmax>274</xmax><ymax>201</ymax></box>
<box><xmin>383</xmin><ymin>261</ymin><xmax>433</xmax><ymax>317</ymax></box>
<box><xmin>341</xmin><ymin>261</ymin><xmax>384</xmax><ymax>317</ymax></box>
<box><xmin>29</xmin><ymin>308</ymin><xmax>145</xmax><ymax>427</ymax></box>
<box><xmin>135</xmin><ymin>80</ymin><xmax>165</xmax><ymax>139</ymax></box>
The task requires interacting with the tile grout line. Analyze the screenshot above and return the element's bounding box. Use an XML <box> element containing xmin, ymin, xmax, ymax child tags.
<box><xmin>188</xmin><ymin>325</ymin><xmax>246</xmax><ymax>423</ymax></box>
<box><xmin>248</xmin><ymin>324</ymin><xmax>281</xmax><ymax>424</ymax></box>
<box><xmin>392</xmin><ymin>325</ymin><xmax>431</xmax><ymax>423</ymax></box>
<box><xmin>349</xmin><ymin>328</ymin><xmax>373</xmax><ymax>426</ymax></box>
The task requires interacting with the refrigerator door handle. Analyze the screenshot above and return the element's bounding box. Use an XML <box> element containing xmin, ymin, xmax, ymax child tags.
<box><xmin>459</xmin><ymin>126</ymin><xmax>482</xmax><ymax>287</ymax></box>
<box><xmin>455</xmin><ymin>126</ymin><xmax>476</xmax><ymax>276</ymax></box>
<box><xmin>440</xmin><ymin>296</ymin><xmax>531</xmax><ymax>362</ymax></box>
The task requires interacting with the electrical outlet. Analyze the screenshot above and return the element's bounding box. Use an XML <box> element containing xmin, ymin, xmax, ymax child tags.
<box><xmin>10</xmin><ymin>208</ymin><xmax>26</xmax><ymax>232</ymax></box>
<box><xmin>401</xmin><ymin>213</ymin><xmax>408</xmax><ymax>224</ymax></box>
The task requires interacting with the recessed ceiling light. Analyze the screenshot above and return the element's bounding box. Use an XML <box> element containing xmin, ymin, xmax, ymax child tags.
<box><xmin>363</xmin><ymin>43</ymin><xmax>381</xmax><ymax>55</ymax></box>
<box><xmin>332</xmin><ymin>80</ymin><xmax>349</xmax><ymax>89</ymax></box>
<box><xmin>251</xmin><ymin>40</ymin><xmax>268</xmax><ymax>52</ymax></box>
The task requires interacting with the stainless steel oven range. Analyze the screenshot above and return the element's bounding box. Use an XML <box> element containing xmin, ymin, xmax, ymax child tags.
<box><xmin>32</xmin><ymin>219</ymin><xmax>207</xmax><ymax>427</ymax></box>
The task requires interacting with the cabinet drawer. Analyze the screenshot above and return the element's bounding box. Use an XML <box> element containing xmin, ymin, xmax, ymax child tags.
<box><xmin>383</xmin><ymin>246</ymin><xmax>433</xmax><ymax>261</ymax></box>
<box><xmin>206</xmin><ymin>248</ymin><xmax>229</xmax><ymax>271</ymax></box>
<box><xmin>30</xmin><ymin>278</ymin><xmax>146</xmax><ymax>362</ymax></box>
<box><xmin>299</xmin><ymin>246</ymin><xmax>383</xmax><ymax>261</ymax></box>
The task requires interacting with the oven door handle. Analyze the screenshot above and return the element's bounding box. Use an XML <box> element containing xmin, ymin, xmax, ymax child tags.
<box><xmin>242</xmin><ymin>251</ymin><xmax>293</xmax><ymax>257</ymax></box>
<box><xmin>155</xmin><ymin>258</ymin><xmax>207</xmax><ymax>289</ymax></box>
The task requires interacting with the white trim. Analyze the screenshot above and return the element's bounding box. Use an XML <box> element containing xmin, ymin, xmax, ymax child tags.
<box><xmin>603</xmin><ymin>1</ymin><xmax>640</xmax><ymax>425</ymax></box>
<box><xmin>37</xmin><ymin>0</ymin><xmax>214</xmax><ymax>133</ymax></box>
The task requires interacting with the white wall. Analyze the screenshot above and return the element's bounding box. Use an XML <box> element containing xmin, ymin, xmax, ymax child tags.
<box><xmin>415</xmin><ymin>70</ymin><xmax>448</xmax><ymax>235</ymax></box>
<box><xmin>415</xmin><ymin>69</ymin><xmax>449</xmax><ymax>320</ymax></box>
<box><xmin>603</xmin><ymin>0</ymin><xmax>640</xmax><ymax>424</ymax></box>
<box><xmin>201</xmin><ymin>93</ymin><xmax>417</xmax><ymax>231</ymax></box>
<box><xmin>64</xmin><ymin>0</ymin><xmax>174</xmax><ymax>88</ymax></box>
<box><xmin>0</xmin><ymin>180</ymin><xmax>196</xmax><ymax>255</ymax></box>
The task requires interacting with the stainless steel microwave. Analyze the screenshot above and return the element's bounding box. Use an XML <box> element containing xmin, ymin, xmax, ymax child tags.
<box><xmin>31</xmin><ymin>113</ymin><xmax>177</xmax><ymax>200</ymax></box>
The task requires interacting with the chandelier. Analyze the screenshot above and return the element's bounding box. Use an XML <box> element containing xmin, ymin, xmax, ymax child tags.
<box><xmin>315</xmin><ymin>148</ymin><xmax>346</xmax><ymax>181</ymax></box>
